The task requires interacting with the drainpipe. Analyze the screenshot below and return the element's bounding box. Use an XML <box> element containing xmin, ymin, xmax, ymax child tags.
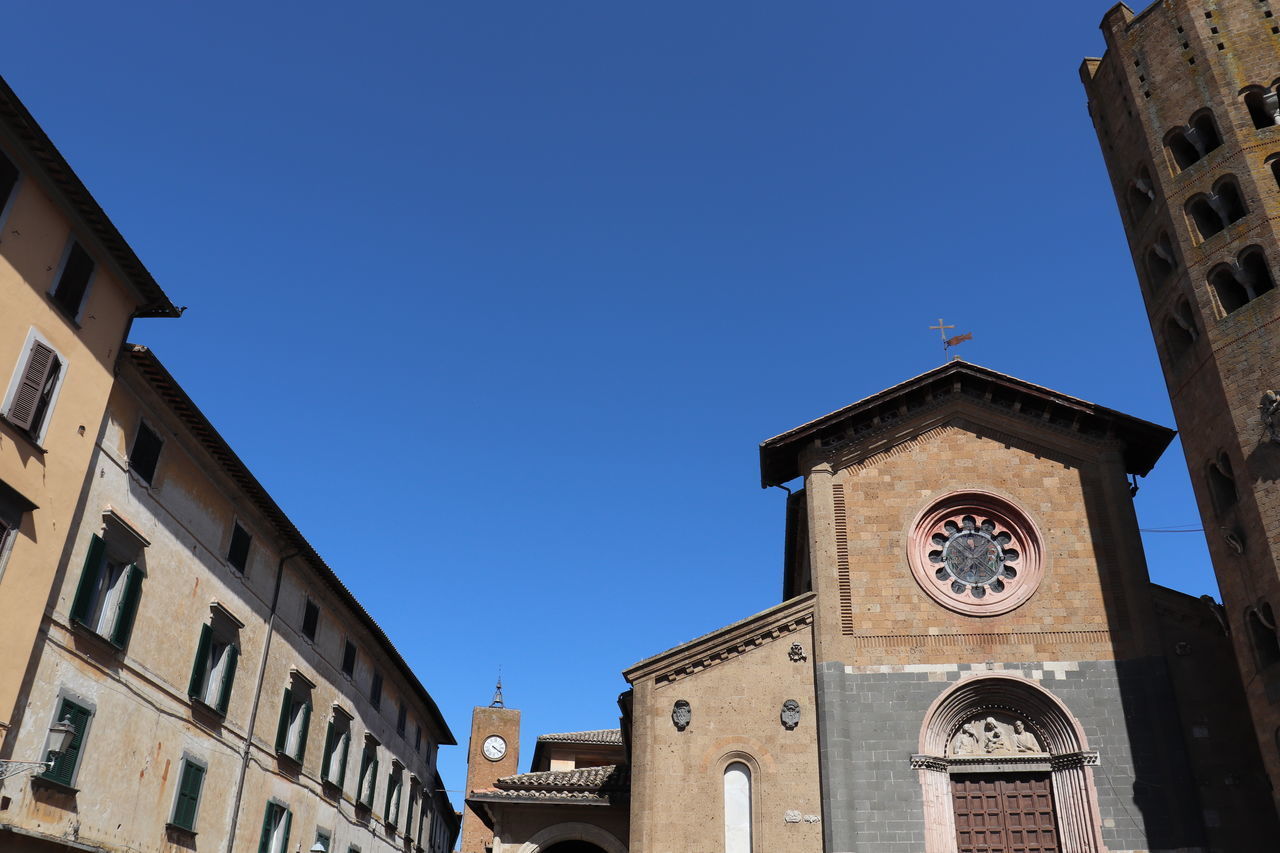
<box><xmin>225</xmin><ymin>548</ymin><xmax>299</xmax><ymax>853</ymax></box>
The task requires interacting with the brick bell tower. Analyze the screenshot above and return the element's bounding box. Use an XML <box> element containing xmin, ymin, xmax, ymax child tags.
<box><xmin>1081</xmin><ymin>0</ymin><xmax>1280</xmax><ymax>810</ymax></box>
<box><xmin>460</xmin><ymin>680</ymin><xmax>520</xmax><ymax>853</ymax></box>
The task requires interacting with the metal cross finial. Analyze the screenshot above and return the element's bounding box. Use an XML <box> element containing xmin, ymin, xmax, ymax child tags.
<box><xmin>929</xmin><ymin>318</ymin><xmax>955</xmax><ymax>343</ymax></box>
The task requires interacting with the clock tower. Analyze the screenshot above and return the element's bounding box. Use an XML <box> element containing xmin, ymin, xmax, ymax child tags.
<box><xmin>460</xmin><ymin>682</ymin><xmax>521</xmax><ymax>853</ymax></box>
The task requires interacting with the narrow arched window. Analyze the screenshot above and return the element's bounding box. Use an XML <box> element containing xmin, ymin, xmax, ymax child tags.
<box><xmin>1126</xmin><ymin>166</ymin><xmax>1155</xmax><ymax>223</ymax></box>
<box><xmin>1210</xmin><ymin>264</ymin><xmax>1251</xmax><ymax>314</ymax></box>
<box><xmin>1248</xmin><ymin>603</ymin><xmax>1280</xmax><ymax>668</ymax></box>
<box><xmin>1145</xmin><ymin>235</ymin><xmax>1176</xmax><ymax>288</ymax></box>
<box><xmin>1214</xmin><ymin>178</ymin><xmax>1247</xmax><ymax>224</ymax></box>
<box><xmin>724</xmin><ymin>762</ymin><xmax>752</xmax><ymax>853</ymax></box>
<box><xmin>1166</xmin><ymin>129</ymin><xmax>1201</xmax><ymax>171</ymax></box>
<box><xmin>1187</xmin><ymin>196</ymin><xmax>1224</xmax><ymax>240</ymax></box>
<box><xmin>1207</xmin><ymin>453</ymin><xmax>1239</xmax><ymax>513</ymax></box>
<box><xmin>1238</xmin><ymin>247</ymin><xmax>1275</xmax><ymax>302</ymax></box>
<box><xmin>1165</xmin><ymin>298</ymin><xmax>1198</xmax><ymax>359</ymax></box>
<box><xmin>1191</xmin><ymin>111</ymin><xmax>1222</xmax><ymax>153</ymax></box>
<box><xmin>1243</xmin><ymin>87</ymin><xmax>1278</xmax><ymax>129</ymax></box>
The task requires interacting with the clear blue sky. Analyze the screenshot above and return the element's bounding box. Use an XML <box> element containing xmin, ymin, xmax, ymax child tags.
<box><xmin>5</xmin><ymin>1</ymin><xmax>1208</xmax><ymax>804</ymax></box>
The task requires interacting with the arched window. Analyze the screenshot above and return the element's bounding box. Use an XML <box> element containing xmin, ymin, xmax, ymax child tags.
<box><xmin>1166</xmin><ymin>128</ymin><xmax>1201</xmax><ymax>171</ymax></box>
<box><xmin>1165</xmin><ymin>298</ymin><xmax>1198</xmax><ymax>359</ymax></box>
<box><xmin>1214</xmin><ymin>177</ymin><xmax>1248</xmax><ymax>224</ymax></box>
<box><xmin>1186</xmin><ymin>195</ymin><xmax>1224</xmax><ymax>240</ymax></box>
<box><xmin>1190</xmin><ymin>110</ymin><xmax>1223</xmax><ymax>153</ymax></box>
<box><xmin>723</xmin><ymin>762</ymin><xmax>752</xmax><ymax>853</ymax></box>
<box><xmin>1210</xmin><ymin>264</ymin><xmax>1251</xmax><ymax>314</ymax></box>
<box><xmin>1126</xmin><ymin>166</ymin><xmax>1155</xmax><ymax>223</ymax></box>
<box><xmin>1238</xmin><ymin>247</ymin><xmax>1276</xmax><ymax>302</ymax></box>
<box><xmin>1248</xmin><ymin>603</ymin><xmax>1280</xmax><ymax>669</ymax></box>
<box><xmin>1271</xmin><ymin>158</ymin><xmax>1280</xmax><ymax>191</ymax></box>
<box><xmin>1243</xmin><ymin>87</ymin><xmax>1279</xmax><ymax>129</ymax></box>
<box><xmin>1206</xmin><ymin>453</ymin><xmax>1238</xmax><ymax>514</ymax></box>
<box><xmin>1145</xmin><ymin>234</ymin><xmax>1177</xmax><ymax>288</ymax></box>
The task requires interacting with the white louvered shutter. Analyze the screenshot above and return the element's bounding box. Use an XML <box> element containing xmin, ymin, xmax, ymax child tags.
<box><xmin>7</xmin><ymin>341</ymin><xmax>56</xmax><ymax>430</ymax></box>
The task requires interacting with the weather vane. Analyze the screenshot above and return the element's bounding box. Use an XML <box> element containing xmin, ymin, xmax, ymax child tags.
<box><xmin>929</xmin><ymin>318</ymin><xmax>972</xmax><ymax>360</ymax></box>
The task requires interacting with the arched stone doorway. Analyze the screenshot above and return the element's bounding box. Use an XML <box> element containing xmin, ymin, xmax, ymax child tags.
<box><xmin>913</xmin><ymin>673</ymin><xmax>1106</xmax><ymax>853</ymax></box>
<box><xmin>517</xmin><ymin>822</ymin><xmax>627</xmax><ymax>853</ymax></box>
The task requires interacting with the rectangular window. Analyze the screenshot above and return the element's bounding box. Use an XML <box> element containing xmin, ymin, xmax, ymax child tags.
<box><xmin>415</xmin><ymin>723</ymin><xmax>422</xmax><ymax>752</ymax></box>
<box><xmin>40</xmin><ymin>697</ymin><xmax>91</xmax><ymax>787</ymax></box>
<box><xmin>274</xmin><ymin>686</ymin><xmax>312</xmax><ymax>763</ymax></box>
<box><xmin>321</xmin><ymin>712</ymin><xmax>352</xmax><ymax>789</ymax></box>
<box><xmin>314</xmin><ymin>828</ymin><xmax>331</xmax><ymax>853</ymax></box>
<box><xmin>169</xmin><ymin>757</ymin><xmax>206</xmax><ymax>832</ymax></box>
<box><xmin>302</xmin><ymin>598</ymin><xmax>319</xmax><ymax>641</ymax></box>
<box><xmin>130</xmin><ymin>421</ymin><xmax>163</xmax><ymax>484</ymax></box>
<box><xmin>397</xmin><ymin>702</ymin><xmax>406</xmax><ymax>736</ymax></box>
<box><xmin>357</xmin><ymin>741</ymin><xmax>379</xmax><ymax>810</ymax></box>
<box><xmin>69</xmin><ymin>533</ymin><xmax>143</xmax><ymax>649</ymax></box>
<box><xmin>6</xmin><ymin>336</ymin><xmax>63</xmax><ymax>441</ymax></box>
<box><xmin>0</xmin><ymin>149</ymin><xmax>18</xmax><ymax>216</ymax></box>
<box><xmin>384</xmin><ymin>766</ymin><xmax>403</xmax><ymax>828</ymax></box>
<box><xmin>342</xmin><ymin>640</ymin><xmax>357</xmax><ymax>677</ymax></box>
<box><xmin>258</xmin><ymin>801</ymin><xmax>292</xmax><ymax>853</ymax></box>
<box><xmin>187</xmin><ymin>624</ymin><xmax>239</xmax><ymax>715</ymax></box>
<box><xmin>0</xmin><ymin>478</ymin><xmax>33</xmax><ymax>580</ymax></box>
<box><xmin>405</xmin><ymin>784</ymin><xmax>417</xmax><ymax>840</ymax></box>
<box><xmin>227</xmin><ymin>522</ymin><xmax>251</xmax><ymax>573</ymax></box>
<box><xmin>370</xmin><ymin>672</ymin><xmax>382</xmax><ymax>710</ymax></box>
<box><xmin>50</xmin><ymin>241</ymin><xmax>95</xmax><ymax>319</ymax></box>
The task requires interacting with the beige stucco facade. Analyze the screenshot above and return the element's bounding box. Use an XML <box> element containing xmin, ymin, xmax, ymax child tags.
<box><xmin>1</xmin><ymin>350</ymin><xmax>456</xmax><ymax>853</ymax></box>
<box><xmin>0</xmin><ymin>78</ymin><xmax>179</xmax><ymax>748</ymax></box>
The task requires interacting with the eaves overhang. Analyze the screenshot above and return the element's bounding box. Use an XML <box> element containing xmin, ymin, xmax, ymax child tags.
<box><xmin>758</xmin><ymin>361</ymin><xmax>1175</xmax><ymax>487</ymax></box>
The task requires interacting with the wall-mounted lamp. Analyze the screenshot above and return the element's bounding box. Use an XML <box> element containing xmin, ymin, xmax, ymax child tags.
<box><xmin>0</xmin><ymin>717</ymin><xmax>76</xmax><ymax>781</ymax></box>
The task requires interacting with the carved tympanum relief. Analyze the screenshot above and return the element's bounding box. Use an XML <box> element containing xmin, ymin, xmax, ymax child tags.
<box><xmin>949</xmin><ymin>714</ymin><xmax>1045</xmax><ymax>756</ymax></box>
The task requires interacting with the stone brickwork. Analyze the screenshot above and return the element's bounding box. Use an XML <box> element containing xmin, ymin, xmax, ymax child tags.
<box><xmin>817</xmin><ymin>658</ymin><xmax>1203</xmax><ymax>853</ymax></box>
<box><xmin>1082</xmin><ymin>0</ymin><xmax>1280</xmax><ymax>812</ymax></box>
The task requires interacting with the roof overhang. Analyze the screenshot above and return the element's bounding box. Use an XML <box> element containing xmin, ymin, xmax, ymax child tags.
<box><xmin>759</xmin><ymin>361</ymin><xmax>1175</xmax><ymax>487</ymax></box>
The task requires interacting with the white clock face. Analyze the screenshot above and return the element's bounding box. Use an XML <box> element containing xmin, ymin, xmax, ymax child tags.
<box><xmin>482</xmin><ymin>735</ymin><xmax>507</xmax><ymax>761</ymax></box>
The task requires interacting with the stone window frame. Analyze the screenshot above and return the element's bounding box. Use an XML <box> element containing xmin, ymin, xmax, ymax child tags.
<box><xmin>906</xmin><ymin>490</ymin><xmax>1044</xmax><ymax>617</ymax></box>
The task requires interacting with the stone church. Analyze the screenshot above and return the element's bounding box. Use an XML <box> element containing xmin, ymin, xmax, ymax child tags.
<box><xmin>460</xmin><ymin>2</ymin><xmax>1280</xmax><ymax>851</ymax></box>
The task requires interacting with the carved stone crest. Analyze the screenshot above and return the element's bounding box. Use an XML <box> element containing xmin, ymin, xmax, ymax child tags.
<box><xmin>788</xmin><ymin>642</ymin><xmax>807</xmax><ymax>662</ymax></box>
<box><xmin>950</xmin><ymin>714</ymin><xmax>1043</xmax><ymax>756</ymax></box>
<box><xmin>671</xmin><ymin>699</ymin><xmax>691</xmax><ymax>731</ymax></box>
<box><xmin>781</xmin><ymin>699</ymin><xmax>801</xmax><ymax>730</ymax></box>
<box><xmin>1261</xmin><ymin>390</ymin><xmax>1280</xmax><ymax>444</ymax></box>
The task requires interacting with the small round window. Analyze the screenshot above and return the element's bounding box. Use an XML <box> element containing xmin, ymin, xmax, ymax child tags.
<box><xmin>909</xmin><ymin>492</ymin><xmax>1042</xmax><ymax>616</ymax></box>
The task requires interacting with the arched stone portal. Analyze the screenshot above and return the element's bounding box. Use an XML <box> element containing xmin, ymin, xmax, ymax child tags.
<box><xmin>913</xmin><ymin>673</ymin><xmax>1106</xmax><ymax>853</ymax></box>
<box><xmin>516</xmin><ymin>822</ymin><xmax>627</xmax><ymax>853</ymax></box>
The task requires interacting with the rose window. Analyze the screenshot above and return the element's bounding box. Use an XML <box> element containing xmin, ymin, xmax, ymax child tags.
<box><xmin>909</xmin><ymin>492</ymin><xmax>1042</xmax><ymax>616</ymax></box>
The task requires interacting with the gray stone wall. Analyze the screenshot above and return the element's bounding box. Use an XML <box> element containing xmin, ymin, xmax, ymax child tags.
<box><xmin>815</xmin><ymin>658</ymin><xmax>1205</xmax><ymax>853</ymax></box>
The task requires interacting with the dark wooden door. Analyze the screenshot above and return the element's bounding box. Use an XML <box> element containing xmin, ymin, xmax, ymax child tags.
<box><xmin>953</xmin><ymin>773</ymin><xmax>1059</xmax><ymax>853</ymax></box>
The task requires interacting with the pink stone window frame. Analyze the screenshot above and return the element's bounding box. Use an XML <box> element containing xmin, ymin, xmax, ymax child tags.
<box><xmin>907</xmin><ymin>490</ymin><xmax>1043</xmax><ymax>617</ymax></box>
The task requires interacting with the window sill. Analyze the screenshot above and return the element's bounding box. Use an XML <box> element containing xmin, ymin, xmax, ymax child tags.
<box><xmin>69</xmin><ymin>619</ymin><xmax>125</xmax><ymax>654</ymax></box>
<box><xmin>189</xmin><ymin>696</ymin><xmax>226</xmax><ymax>719</ymax></box>
<box><xmin>275</xmin><ymin>749</ymin><xmax>303</xmax><ymax>768</ymax></box>
<box><xmin>30</xmin><ymin>775</ymin><xmax>78</xmax><ymax>795</ymax></box>
<box><xmin>164</xmin><ymin>823</ymin><xmax>197</xmax><ymax>837</ymax></box>
<box><xmin>0</xmin><ymin>417</ymin><xmax>48</xmax><ymax>455</ymax></box>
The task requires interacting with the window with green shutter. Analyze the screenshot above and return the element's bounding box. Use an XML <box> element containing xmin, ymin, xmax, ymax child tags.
<box><xmin>258</xmin><ymin>801</ymin><xmax>292</xmax><ymax>853</ymax></box>
<box><xmin>39</xmin><ymin>698</ymin><xmax>91</xmax><ymax>788</ymax></box>
<box><xmin>274</xmin><ymin>685</ymin><xmax>312</xmax><ymax>764</ymax></box>
<box><xmin>69</xmin><ymin>533</ymin><xmax>144</xmax><ymax>650</ymax></box>
<box><xmin>384</xmin><ymin>766</ymin><xmax>402</xmax><ymax>828</ymax></box>
<box><xmin>357</xmin><ymin>741</ymin><xmax>378</xmax><ymax>810</ymax></box>
<box><xmin>169</xmin><ymin>758</ymin><xmax>206</xmax><ymax>832</ymax></box>
<box><xmin>321</xmin><ymin>711</ymin><xmax>352</xmax><ymax>790</ymax></box>
<box><xmin>187</xmin><ymin>623</ymin><xmax>239</xmax><ymax>715</ymax></box>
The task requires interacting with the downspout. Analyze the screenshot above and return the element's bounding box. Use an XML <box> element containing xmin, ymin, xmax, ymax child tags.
<box><xmin>225</xmin><ymin>547</ymin><xmax>299</xmax><ymax>853</ymax></box>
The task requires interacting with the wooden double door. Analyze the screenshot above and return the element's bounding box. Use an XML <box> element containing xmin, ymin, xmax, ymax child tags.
<box><xmin>952</xmin><ymin>773</ymin><xmax>1059</xmax><ymax>853</ymax></box>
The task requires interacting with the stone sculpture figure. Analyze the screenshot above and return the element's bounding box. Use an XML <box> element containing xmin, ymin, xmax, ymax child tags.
<box><xmin>1261</xmin><ymin>390</ymin><xmax>1280</xmax><ymax>444</ymax></box>
<box><xmin>1012</xmin><ymin>719</ymin><xmax>1041</xmax><ymax>753</ymax></box>
<box><xmin>982</xmin><ymin>717</ymin><xmax>1009</xmax><ymax>753</ymax></box>
<box><xmin>952</xmin><ymin>722</ymin><xmax>979</xmax><ymax>755</ymax></box>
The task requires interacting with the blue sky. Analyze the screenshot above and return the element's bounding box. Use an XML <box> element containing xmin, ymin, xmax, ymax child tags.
<box><xmin>4</xmin><ymin>1</ymin><xmax>1209</xmax><ymax>803</ymax></box>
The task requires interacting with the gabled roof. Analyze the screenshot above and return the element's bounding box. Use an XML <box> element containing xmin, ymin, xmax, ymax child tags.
<box><xmin>468</xmin><ymin>764</ymin><xmax>630</xmax><ymax>809</ymax></box>
<box><xmin>759</xmin><ymin>360</ymin><xmax>1175</xmax><ymax>486</ymax></box>
<box><xmin>0</xmin><ymin>75</ymin><xmax>179</xmax><ymax>318</ymax></box>
<box><xmin>123</xmin><ymin>345</ymin><xmax>454</xmax><ymax>745</ymax></box>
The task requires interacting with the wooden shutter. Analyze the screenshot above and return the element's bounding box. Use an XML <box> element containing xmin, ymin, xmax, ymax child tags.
<box><xmin>69</xmin><ymin>535</ymin><xmax>106</xmax><ymax>625</ymax></box>
<box><xmin>109</xmin><ymin>564</ymin><xmax>143</xmax><ymax>648</ymax></box>
<box><xmin>321</xmin><ymin>719</ymin><xmax>337</xmax><ymax>780</ymax></box>
<box><xmin>188</xmin><ymin>625</ymin><xmax>212</xmax><ymax>700</ymax></box>
<box><xmin>275</xmin><ymin>689</ymin><xmax>292</xmax><ymax>753</ymax></box>
<box><xmin>43</xmin><ymin>700</ymin><xmax>90</xmax><ymax>786</ymax></box>
<box><xmin>217</xmin><ymin>644</ymin><xmax>238</xmax><ymax>716</ymax></box>
<box><xmin>279</xmin><ymin>807</ymin><xmax>292</xmax><ymax>853</ymax></box>
<box><xmin>172</xmin><ymin>761</ymin><xmax>204</xmax><ymax>830</ymax></box>
<box><xmin>366</xmin><ymin>757</ymin><xmax>379</xmax><ymax>808</ymax></box>
<box><xmin>336</xmin><ymin>728</ymin><xmax>350</xmax><ymax>790</ymax></box>
<box><xmin>7</xmin><ymin>340</ymin><xmax>56</xmax><ymax>430</ymax></box>
<box><xmin>296</xmin><ymin>699</ymin><xmax>312</xmax><ymax>762</ymax></box>
<box><xmin>384</xmin><ymin>773</ymin><xmax>394</xmax><ymax>824</ymax></box>
<box><xmin>257</xmin><ymin>803</ymin><xmax>274</xmax><ymax>853</ymax></box>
